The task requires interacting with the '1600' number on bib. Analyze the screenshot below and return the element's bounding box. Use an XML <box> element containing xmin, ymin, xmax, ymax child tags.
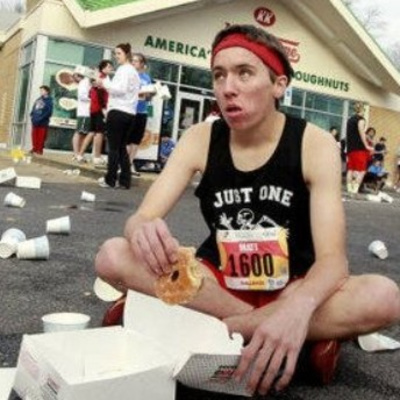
<box><xmin>217</xmin><ymin>227</ymin><xmax>289</xmax><ymax>291</ymax></box>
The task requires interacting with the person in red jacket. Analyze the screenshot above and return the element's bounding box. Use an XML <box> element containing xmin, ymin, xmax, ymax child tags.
<box><xmin>76</xmin><ymin>60</ymin><xmax>113</xmax><ymax>165</ymax></box>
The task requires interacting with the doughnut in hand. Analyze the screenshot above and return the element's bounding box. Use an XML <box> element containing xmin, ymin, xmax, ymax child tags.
<box><xmin>154</xmin><ymin>247</ymin><xmax>203</xmax><ymax>305</ymax></box>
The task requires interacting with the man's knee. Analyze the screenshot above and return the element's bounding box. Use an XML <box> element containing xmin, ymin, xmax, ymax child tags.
<box><xmin>357</xmin><ymin>275</ymin><xmax>400</xmax><ymax>327</ymax></box>
<box><xmin>95</xmin><ymin>237</ymin><xmax>128</xmax><ymax>280</ymax></box>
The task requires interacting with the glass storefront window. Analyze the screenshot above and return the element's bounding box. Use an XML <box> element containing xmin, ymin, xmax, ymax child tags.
<box><xmin>305</xmin><ymin>92</ymin><xmax>344</xmax><ymax>114</ymax></box>
<box><xmin>21</xmin><ymin>41</ymin><xmax>35</xmax><ymax>65</ymax></box>
<box><xmin>16</xmin><ymin>65</ymin><xmax>31</xmax><ymax>122</ymax></box>
<box><xmin>47</xmin><ymin>39</ymin><xmax>103</xmax><ymax>68</ymax></box>
<box><xmin>181</xmin><ymin>66</ymin><xmax>212</xmax><ymax>89</ymax></box>
<box><xmin>291</xmin><ymin>88</ymin><xmax>304</xmax><ymax>107</ymax></box>
<box><xmin>161</xmin><ymin>85</ymin><xmax>176</xmax><ymax>136</ymax></box>
<box><xmin>148</xmin><ymin>59</ymin><xmax>179</xmax><ymax>83</ymax></box>
<box><xmin>280</xmin><ymin>105</ymin><xmax>302</xmax><ymax>118</ymax></box>
<box><xmin>304</xmin><ymin>111</ymin><xmax>342</xmax><ymax>132</ymax></box>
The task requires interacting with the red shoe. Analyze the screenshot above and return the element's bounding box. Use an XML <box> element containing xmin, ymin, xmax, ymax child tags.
<box><xmin>102</xmin><ymin>295</ymin><xmax>126</xmax><ymax>327</ymax></box>
<box><xmin>309</xmin><ymin>339</ymin><xmax>341</xmax><ymax>385</ymax></box>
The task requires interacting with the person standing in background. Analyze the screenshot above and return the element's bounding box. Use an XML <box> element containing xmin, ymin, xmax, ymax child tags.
<box><xmin>71</xmin><ymin>69</ymin><xmax>91</xmax><ymax>163</ymax></box>
<box><xmin>29</xmin><ymin>85</ymin><xmax>53</xmax><ymax>155</ymax></box>
<box><xmin>127</xmin><ymin>53</ymin><xmax>154</xmax><ymax>177</ymax></box>
<box><xmin>373</xmin><ymin>136</ymin><xmax>388</xmax><ymax>163</ymax></box>
<box><xmin>345</xmin><ymin>103</ymin><xmax>373</xmax><ymax>194</ymax></box>
<box><xmin>97</xmin><ymin>43</ymin><xmax>140</xmax><ymax>189</ymax></box>
<box><xmin>75</xmin><ymin>60</ymin><xmax>113</xmax><ymax>166</ymax></box>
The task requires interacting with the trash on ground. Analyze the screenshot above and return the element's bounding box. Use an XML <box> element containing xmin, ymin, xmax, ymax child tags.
<box><xmin>17</xmin><ymin>235</ymin><xmax>50</xmax><ymax>260</ymax></box>
<box><xmin>15</xmin><ymin>176</ymin><xmax>41</xmax><ymax>189</ymax></box>
<box><xmin>0</xmin><ymin>228</ymin><xmax>26</xmax><ymax>259</ymax></box>
<box><xmin>358</xmin><ymin>333</ymin><xmax>400</xmax><ymax>352</ymax></box>
<box><xmin>42</xmin><ymin>312</ymin><xmax>90</xmax><ymax>333</ymax></box>
<box><xmin>93</xmin><ymin>277</ymin><xmax>124</xmax><ymax>302</ymax></box>
<box><xmin>368</xmin><ymin>240</ymin><xmax>388</xmax><ymax>259</ymax></box>
<box><xmin>81</xmin><ymin>191</ymin><xmax>96</xmax><ymax>202</ymax></box>
<box><xmin>46</xmin><ymin>215</ymin><xmax>71</xmax><ymax>235</ymax></box>
<box><xmin>4</xmin><ymin>192</ymin><xmax>26</xmax><ymax>208</ymax></box>
<box><xmin>0</xmin><ymin>167</ymin><xmax>17</xmax><ymax>184</ymax></box>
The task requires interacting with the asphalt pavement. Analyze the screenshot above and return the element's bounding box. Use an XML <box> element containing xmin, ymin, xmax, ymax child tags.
<box><xmin>0</xmin><ymin>151</ymin><xmax>400</xmax><ymax>400</ymax></box>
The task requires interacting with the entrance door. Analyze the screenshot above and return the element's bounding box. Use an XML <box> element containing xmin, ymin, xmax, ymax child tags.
<box><xmin>173</xmin><ymin>92</ymin><xmax>215</xmax><ymax>140</ymax></box>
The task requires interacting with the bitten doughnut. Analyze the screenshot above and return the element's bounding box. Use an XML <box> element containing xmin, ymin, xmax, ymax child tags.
<box><xmin>154</xmin><ymin>247</ymin><xmax>203</xmax><ymax>305</ymax></box>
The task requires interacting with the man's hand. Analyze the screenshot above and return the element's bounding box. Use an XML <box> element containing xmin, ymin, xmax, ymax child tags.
<box><xmin>227</xmin><ymin>298</ymin><xmax>313</xmax><ymax>395</ymax></box>
<box><xmin>129</xmin><ymin>217</ymin><xmax>179</xmax><ymax>277</ymax></box>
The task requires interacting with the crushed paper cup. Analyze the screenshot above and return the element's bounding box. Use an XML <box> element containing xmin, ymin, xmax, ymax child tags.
<box><xmin>358</xmin><ymin>333</ymin><xmax>400</xmax><ymax>352</ymax></box>
<box><xmin>81</xmin><ymin>191</ymin><xmax>96</xmax><ymax>202</ymax></box>
<box><xmin>4</xmin><ymin>192</ymin><xmax>26</xmax><ymax>208</ymax></box>
<box><xmin>368</xmin><ymin>240</ymin><xmax>388</xmax><ymax>260</ymax></box>
<box><xmin>93</xmin><ymin>277</ymin><xmax>124</xmax><ymax>302</ymax></box>
<box><xmin>366</xmin><ymin>194</ymin><xmax>381</xmax><ymax>203</ymax></box>
<box><xmin>42</xmin><ymin>312</ymin><xmax>90</xmax><ymax>333</ymax></box>
<box><xmin>378</xmin><ymin>192</ymin><xmax>394</xmax><ymax>203</ymax></box>
<box><xmin>15</xmin><ymin>176</ymin><xmax>41</xmax><ymax>189</ymax></box>
<box><xmin>0</xmin><ymin>228</ymin><xmax>26</xmax><ymax>258</ymax></box>
<box><xmin>0</xmin><ymin>167</ymin><xmax>17</xmax><ymax>184</ymax></box>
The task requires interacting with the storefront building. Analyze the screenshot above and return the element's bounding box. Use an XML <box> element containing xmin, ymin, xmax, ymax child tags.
<box><xmin>1</xmin><ymin>0</ymin><xmax>400</xmax><ymax>175</ymax></box>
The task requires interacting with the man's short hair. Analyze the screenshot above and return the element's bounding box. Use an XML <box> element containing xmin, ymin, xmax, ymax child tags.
<box><xmin>40</xmin><ymin>85</ymin><xmax>50</xmax><ymax>93</ymax></box>
<box><xmin>211</xmin><ymin>24</ymin><xmax>294</xmax><ymax>84</ymax></box>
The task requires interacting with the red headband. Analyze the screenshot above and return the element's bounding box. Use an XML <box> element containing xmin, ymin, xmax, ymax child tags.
<box><xmin>211</xmin><ymin>33</ymin><xmax>286</xmax><ymax>77</ymax></box>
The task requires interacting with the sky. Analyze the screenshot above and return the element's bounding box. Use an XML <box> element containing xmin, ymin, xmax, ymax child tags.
<box><xmin>351</xmin><ymin>0</ymin><xmax>400</xmax><ymax>49</ymax></box>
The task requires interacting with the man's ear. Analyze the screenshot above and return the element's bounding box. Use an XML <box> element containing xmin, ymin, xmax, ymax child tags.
<box><xmin>273</xmin><ymin>75</ymin><xmax>288</xmax><ymax>100</ymax></box>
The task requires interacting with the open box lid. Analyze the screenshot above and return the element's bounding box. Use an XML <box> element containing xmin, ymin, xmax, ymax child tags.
<box><xmin>124</xmin><ymin>291</ymin><xmax>252</xmax><ymax>397</ymax></box>
<box><xmin>124</xmin><ymin>291</ymin><xmax>243</xmax><ymax>362</ymax></box>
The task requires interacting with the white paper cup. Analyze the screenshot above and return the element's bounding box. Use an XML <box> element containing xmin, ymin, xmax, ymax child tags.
<box><xmin>93</xmin><ymin>277</ymin><xmax>124</xmax><ymax>302</ymax></box>
<box><xmin>46</xmin><ymin>216</ymin><xmax>71</xmax><ymax>235</ymax></box>
<box><xmin>0</xmin><ymin>167</ymin><xmax>17</xmax><ymax>184</ymax></box>
<box><xmin>42</xmin><ymin>312</ymin><xmax>91</xmax><ymax>333</ymax></box>
<box><xmin>4</xmin><ymin>192</ymin><xmax>26</xmax><ymax>208</ymax></box>
<box><xmin>358</xmin><ymin>333</ymin><xmax>400</xmax><ymax>352</ymax></box>
<box><xmin>366</xmin><ymin>194</ymin><xmax>381</xmax><ymax>203</ymax></box>
<box><xmin>0</xmin><ymin>228</ymin><xmax>26</xmax><ymax>258</ymax></box>
<box><xmin>378</xmin><ymin>192</ymin><xmax>394</xmax><ymax>203</ymax></box>
<box><xmin>17</xmin><ymin>235</ymin><xmax>50</xmax><ymax>260</ymax></box>
<box><xmin>368</xmin><ymin>240</ymin><xmax>388</xmax><ymax>260</ymax></box>
<box><xmin>81</xmin><ymin>191</ymin><xmax>96</xmax><ymax>202</ymax></box>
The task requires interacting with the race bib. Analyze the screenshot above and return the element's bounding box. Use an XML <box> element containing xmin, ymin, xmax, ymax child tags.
<box><xmin>217</xmin><ymin>227</ymin><xmax>289</xmax><ymax>291</ymax></box>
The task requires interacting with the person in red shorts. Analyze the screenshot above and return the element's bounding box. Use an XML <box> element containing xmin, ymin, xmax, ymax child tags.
<box><xmin>29</xmin><ymin>85</ymin><xmax>53</xmax><ymax>155</ymax></box>
<box><xmin>95</xmin><ymin>25</ymin><xmax>400</xmax><ymax>396</ymax></box>
<box><xmin>345</xmin><ymin>103</ymin><xmax>374</xmax><ymax>193</ymax></box>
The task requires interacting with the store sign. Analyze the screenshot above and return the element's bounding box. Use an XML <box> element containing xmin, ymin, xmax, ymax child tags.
<box><xmin>279</xmin><ymin>38</ymin><xmax>300</xmax><ymax>64</ymax></box>
<box><xmin>294</xmin><ymin>70</ymin><xmax>350</xmax><ymax>92</ymax></box>
<box><xmin>144</xmin><ymin>35</ymin><xmax>210</xmax><ymax>60</ymax></box>
<box><xmin>254</xmin><ymin>7</ymin><xmax>276</xmax><ymax>27</ymax></box>
<box><xmin>224</xmin><ymin>22</ymin><xmax>301</xmax><ymax>64</ymax></box>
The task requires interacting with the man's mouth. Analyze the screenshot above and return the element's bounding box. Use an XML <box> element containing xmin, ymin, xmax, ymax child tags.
<box><xmin>225</xmin><ymin>105</ymin><xmax>243</xmax><ymax>116</ymax></box>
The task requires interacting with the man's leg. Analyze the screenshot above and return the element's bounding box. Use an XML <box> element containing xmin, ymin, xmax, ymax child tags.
<box><xmin>36</xmin><ymin>127</ymin><xmax>47</xmax><ymax>155</ymax></box>
<box><xmin>223</xmin><ymin>275</ymin><xmax>400</xmax><ymax>342</ymax></box>
<box><xmin>31</xmin><ymin>127</ymin><xmax>38</xmax><ymax>153</ymax></box>
<box><xmin>96</xmin><ymin>237</ymin><xmax>400</xmax><ymax>337</ymax></box>
<box><xmin>95</xmin><ymin>237</ymin><xmax>254</xmax><ymax>318</ymax></box>
<box><xmin>93</xmin><ymin>133</ymin><xmax>104</xmax><ymax>159</ymax></box>
<box><xmin>72</xmin><ymin>132</ymin><xmax>83</xmax><ymax>156</ymax></box>
<box><xmin>77</xmin><ymin>132</ymin><xmax>94</xmax><ymax>158</ymax></box>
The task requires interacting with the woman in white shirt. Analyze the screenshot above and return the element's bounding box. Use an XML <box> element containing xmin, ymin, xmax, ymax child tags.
<box><xmin>98</xmin><ymin>43</ymin><xmax>140</xmax><ymax>189</ymax></box>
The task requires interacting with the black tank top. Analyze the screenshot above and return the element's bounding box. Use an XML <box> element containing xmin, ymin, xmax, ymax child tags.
<box><xmin>195</xmin><ymin>115</ymin><xmax>315</xmax><ymax>278</ymax></box>
<box><xmin>346</xmin><ymin>114</ymin><xmax>366</xmax><ymax>152</ymax></box>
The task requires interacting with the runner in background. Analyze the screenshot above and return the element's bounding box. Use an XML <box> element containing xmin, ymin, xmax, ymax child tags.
<box><xmin>127</xmin><ymin>53</ymin><xmax>155</xmax><ymax>177</ymax></box>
